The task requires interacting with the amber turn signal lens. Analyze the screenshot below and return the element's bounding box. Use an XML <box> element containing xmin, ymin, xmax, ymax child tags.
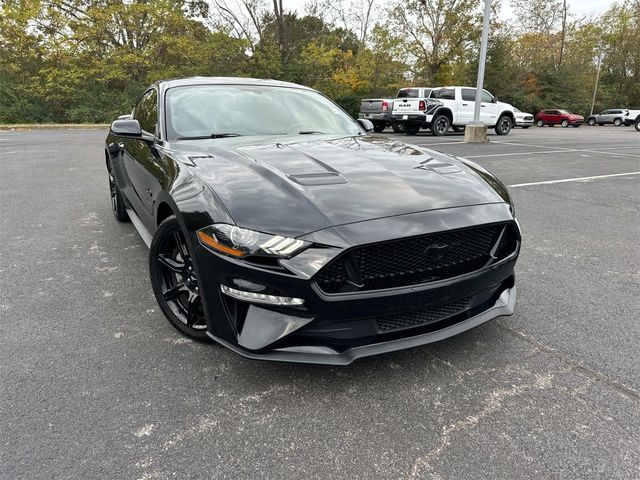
<box><xmin>197</xmin><ymin>230</ymin><xmax>246</xmax><ymax>257</ymax></box>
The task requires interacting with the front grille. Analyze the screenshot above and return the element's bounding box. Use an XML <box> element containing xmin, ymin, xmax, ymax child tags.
<box><xmin>375</xmin><ymin>297</ymin><xmax>471</xmax><ymax>332</ymax></box>
<box><xmin>315</xmin><ymin>223</ymin><xmax>517</xmax><ymax>294</ymax></box>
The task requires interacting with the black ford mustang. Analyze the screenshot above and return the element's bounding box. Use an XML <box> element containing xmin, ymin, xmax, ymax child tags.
<box><xmin>105</xmin><ymin>77</ymin><xmax>520</xmax><ymax>364</ymax></box>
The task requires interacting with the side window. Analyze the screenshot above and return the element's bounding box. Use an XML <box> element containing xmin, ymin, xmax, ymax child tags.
<box><xmin>461</xmin><ymin>88</ymin><xmax>476</xmax><ymax>101</ymax></box>
<box><xmin>481</xmin><ymin>90</ymin><xmax>493</xmax><ymax>103</ymax></box>
<box><xmin>600</xmin><ymin>110</ymin><xmax>610</xmax><ymax>115</ymax></box>
<box><xmin>612</xmin><ymin>110</ymin><xmax>622</xmax><ymax>114</ymax></box>
<box><xmin>433</xmin><ymin>88</ymin><xmax>455</xmax><ymax>100</ymax></box>
<box><xmin>133</xmin><ymin>89</ymin><xmax>158</xmax><ymax>134</ymax></box>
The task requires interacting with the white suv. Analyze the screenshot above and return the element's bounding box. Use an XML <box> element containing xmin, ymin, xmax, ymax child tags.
<box><xmin>392</xmin><ymin>86</ymin><xmax>516</xmax><ymax>136</ymax></box>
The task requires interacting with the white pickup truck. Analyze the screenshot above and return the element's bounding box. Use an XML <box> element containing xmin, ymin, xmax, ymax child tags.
<box><xmin>392</xmin><ymin>86</ymin><xmax>516</xmax><ymax>136</ymax></box>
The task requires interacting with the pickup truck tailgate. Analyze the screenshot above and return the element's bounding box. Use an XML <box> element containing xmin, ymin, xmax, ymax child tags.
<box><xmin>393</xmin><ymin>98</ymin><xmax>423</xmax><ymax>115</ymax></box>
<box><xmin>360</xmin><ymin>99</ymin><xmax>389</xmax><ymax>113</ymax></box>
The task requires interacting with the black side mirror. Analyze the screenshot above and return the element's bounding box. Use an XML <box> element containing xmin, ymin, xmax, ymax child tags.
<box><xmin>357</xmin><ymin>118</ymin><xmax>374</xmax><ymax>132</ymax></box>
<box><xmin>110</xmin><ymin>119</ymin><xmax>142</xmax><ymax>137</ymax></box>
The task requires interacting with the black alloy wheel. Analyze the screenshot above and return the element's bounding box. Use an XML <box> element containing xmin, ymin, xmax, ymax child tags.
<box><xmin>108</xmin><ymin>165</ymin><xmax>129</xmax><ymax>222</ymax></box>
<box><xmin>561</xmin><ymin>119</ymin><xmax>569</xmax><ymax>128</ymax></box>
<box><xmin>431</xmin><ymin>115</ymin><xmax>450</xmax><ymax>136</ymax></box>
<box><xmin>495</xmin><ymin>115</ymin><xmax>512</xmax><ymax>135</ymax></box>
<box><xmin>150</xmin><ymin>216</ymin><xmax>211</xmax><ymax>341</ymax></box>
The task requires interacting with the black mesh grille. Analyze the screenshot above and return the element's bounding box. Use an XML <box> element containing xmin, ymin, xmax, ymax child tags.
<box><xmin>315</xmin><ymin>223</ymin><xmax>517</xmax><ymax>294</ymax></box>
<box><xmin>375</xmin><ymin>297</ymin><xmax>471</xmax><ymax>332</ymax></box>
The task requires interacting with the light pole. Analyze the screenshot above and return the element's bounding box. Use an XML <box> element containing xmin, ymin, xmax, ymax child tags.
<box><xmin>473</xmin><ymin>0</ymin><xmax>492</xmax><ymax>122</ymax></box>
<box><xmin>466</xmin><ymin>0</ymin><xmax>492</xmax><ymax>142</ymax></box>
<box><xmin>590</xmin><ymin>50</ymin><xmax>602</xmax><ymax>117</ymax></box>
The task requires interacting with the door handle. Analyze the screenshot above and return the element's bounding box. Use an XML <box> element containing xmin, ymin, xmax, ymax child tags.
<box><xmin>462</xmin><ymin>103</ymin><xmax>468</xmax><ymax>106</ymax></box>
<box><xmin>481</xmin><ymin>105</ymin><xmax>486</xmax><ymax>107</ymax></box>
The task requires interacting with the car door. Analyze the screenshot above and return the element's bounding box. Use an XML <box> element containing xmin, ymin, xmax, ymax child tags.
<box><xmin>597</xmin><ymin>110</ymin><xmax>610</xmax><ymax>123</ymax></box>
<box><xmin>122</xmin><ymin>88</ymin><xmax>164</xmax><ymax>230</ymax></box>
<box><xmin>459</xmin><ymin>88</ymin><xmax>476</xmax><ymax>124</ymax></box>
<box><xmin>480</xmin><ymin>90</ymin><xmax>499</xmax><ymax>125</ymax></box>
<box><xmin>546</xmin><ymin>110</ymin><xmax>561</xmax><ymax>125</ymax></box>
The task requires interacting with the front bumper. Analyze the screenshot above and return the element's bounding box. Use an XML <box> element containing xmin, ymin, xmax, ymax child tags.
<box><xmin>208</xmin><ymin>286</ymin><xmax>516</xmax><ymax>365</ymax></box>
<box><xmin>192</xmin><ymin>204</ymin><xmax>520</xmax><ymax>364</ymax></box>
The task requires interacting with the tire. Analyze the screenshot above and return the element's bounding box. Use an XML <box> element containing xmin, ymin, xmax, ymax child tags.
<box><xmin>494</xmin><ymin>115</ymin><xmax>512</xmax><ymax>135</ymax></box>
<box><xmin>613</xmin><ymin>118</ymin><xmax>622</xmax><ymax>126</ymax></box>
<box><xmin>108</xmin><ymin>164</ymin><xmax>129</xmax><ymax>222</ymax></box>
<box><xmin>405</xmin><ymin>123</ymin><xmax>420</xmax><ymax>135</ymax></box>
<box><xmin>431</xmin><ymin>114</ymin><xmax>450</xmax><ymax>136</ymax></box>
<box><xmin>635</xmin><ymin>119</ymin><xmax>640</xmax><ymax>132</ymax></box>
<box><xmin>587</xmin><ymin>118</ymin><xmax>596</xmax><ymax>126</ymax></box>
<box><xmin>150</xmin><ymin>216</ymin><xmax>212</xmax><ymax>342</ymax></box>
<box><xmin>391</xmin><ymin>123</ymin><xmax>405</xmax><ymax>134</ymax></box>
<box><xmin>373</xmin><ymin>122</ymin><xmax>386</xmax><ymax>133</ymax></box>
<box><xmin>561</xmin><ymin>119</ymin><xmax>569</xmax><ymax>128</ymax></box>
<box><xmin>536</xmin><ymin>119</ymin><xmax>544</xmax><ymax>127</ymax></box>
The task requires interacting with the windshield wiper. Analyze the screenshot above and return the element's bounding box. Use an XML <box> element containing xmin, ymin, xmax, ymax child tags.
<box><xmin>175</xmin><ymin>133</ymin><xmax>242</xmax><ymax>140</ymax></box>
<box><xmin>299</xmin><ymin>130</ymin><xmax>325</xmax><ymax>134</ymax></box>
<box><xmin>211</xmin><ymin>133</ymin><xmax>242</xmax><ymax>138</ymax></box>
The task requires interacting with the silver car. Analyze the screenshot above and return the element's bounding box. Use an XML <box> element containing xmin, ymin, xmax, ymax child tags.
<box><xmin>587</xmin><ymin>109</ymin><xmax>627</xmax><ymax>126</ymax></box>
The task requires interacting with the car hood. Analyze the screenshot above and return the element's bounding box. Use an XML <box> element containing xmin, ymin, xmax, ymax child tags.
<box><xmin>168</xmin><ymin>135</ymin><xmax>509</xmax><ymax>237</ymax></box>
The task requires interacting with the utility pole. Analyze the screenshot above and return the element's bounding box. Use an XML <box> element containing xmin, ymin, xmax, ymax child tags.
<box><xmin>590</xmin><ymin>51</ymin><xmax>602</xmax><ymax>117</ymax></box>
<box><xmin>466</xmin><ymin>0</ymin><xmax>491</xmax><ymax>142</ymax></box>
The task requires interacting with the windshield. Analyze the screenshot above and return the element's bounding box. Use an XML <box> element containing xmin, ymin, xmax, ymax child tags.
<box><xmin>164</xmin><ymin>85</ymin><xmax>361</xmax><ymax>140</ymax></box>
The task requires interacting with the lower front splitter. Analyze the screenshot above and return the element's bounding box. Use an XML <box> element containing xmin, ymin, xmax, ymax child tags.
<box><xmin>207</xmin><ymin>286</ymin><xmax>517</xmax><ymax>365</ymax></box>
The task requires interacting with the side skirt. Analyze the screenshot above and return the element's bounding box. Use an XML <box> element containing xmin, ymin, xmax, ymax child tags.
<box><xmin>126</xmin><ymin>208</ymin><xmax>153</xmax><ymax>248</ymax></box>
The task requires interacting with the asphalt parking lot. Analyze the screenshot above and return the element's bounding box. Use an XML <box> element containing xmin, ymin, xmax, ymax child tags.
<box><xmin>1</xmin><ymin>125</ymin><xmax>639</xmax><ymax>479</ymax></box>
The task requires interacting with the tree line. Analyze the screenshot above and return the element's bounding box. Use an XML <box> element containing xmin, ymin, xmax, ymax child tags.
<box><xmin>0</xmin><ymin>0</ymin><xmax>638</xmax><ymax>123</ymax></box>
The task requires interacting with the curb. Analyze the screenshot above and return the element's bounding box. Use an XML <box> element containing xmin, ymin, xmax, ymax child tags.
<box><xmin>0</xmin><ymin>124</ymin><xmax>109</xmax><ymax>131</ymax></box>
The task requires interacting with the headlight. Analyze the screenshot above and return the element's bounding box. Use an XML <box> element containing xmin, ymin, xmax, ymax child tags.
<box><xmin>197</xmin><ymin>224</ymin><xmax>309</xmax><ymax>258</ymax></box>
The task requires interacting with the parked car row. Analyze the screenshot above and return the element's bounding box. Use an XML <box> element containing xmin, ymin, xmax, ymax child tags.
<box><xmin>359</xmin><ymin>90</ymin><xmax>639</xmax><ymax>135</ymax></box>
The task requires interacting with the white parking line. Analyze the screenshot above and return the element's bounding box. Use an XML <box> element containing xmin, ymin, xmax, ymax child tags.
<box><xmin>509</xmin><ymin>171</ymin><xmax>640</xmax><ymax>188</ymax></box>
<box><xmin>580</xmin><ymin>149</ymin><xmax>640</xmax><ymax>158</ymax></box>
<box><xmin>466</xmin><ymin>149</ymin><xmax>573</xmax><ymax>158</ymax></box>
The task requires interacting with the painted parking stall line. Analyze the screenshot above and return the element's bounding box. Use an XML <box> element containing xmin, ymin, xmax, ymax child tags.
<box><xmin>509</xmin><ymin>171</ymin><xmax>640</xmax><ymax>188</ymax></box>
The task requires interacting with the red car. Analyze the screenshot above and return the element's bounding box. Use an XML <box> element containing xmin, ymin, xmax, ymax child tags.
<box><xmin>535</xmin><ymin>109</ymin><xmax>584</xmax><ymax>127</ymax></box>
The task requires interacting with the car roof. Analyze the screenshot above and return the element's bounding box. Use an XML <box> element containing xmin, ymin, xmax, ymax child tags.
<box><xmin>155</xmin><ymin>76</ymin><xmax>312</xmax><ymax>90</ymax></box>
